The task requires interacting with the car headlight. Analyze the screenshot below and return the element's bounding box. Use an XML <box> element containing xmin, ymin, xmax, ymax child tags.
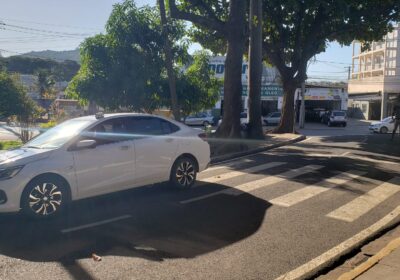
<box><xmin>0</xmin><ymin>165</ymin><xmax>24</xmax><ymax>180</ymax></box>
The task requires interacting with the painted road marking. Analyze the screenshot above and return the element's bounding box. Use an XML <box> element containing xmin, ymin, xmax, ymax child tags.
<box><xmin>181</xmin><ymin>165</ymin><xmax>323</xmax><ymax>204</ymax></box>
<box><xmin>198</xmin><ymin>162</ymin><xmax>285</xmax><ymax>184</ymax></box>
<box><xmin>61</xmin><ymin>215</ymin><xmax>132</xmax><ymax>234</ymax></box>
<box><xmin>270</xmin><ymin>170</ymin><xmax>365</xmax><ymax>207</ymax></box>
<box><xmin>274</xmin><ymin>205</ymin><xmax>400</xmax><ymax>280</ymax></box>
<box><xmin>203</xmin><ymin>158</ymin><xmax>254</xmax><ymax>172</ymax></box>
<box><xmin>327</xmin><ymin>177</ymin><xmax>400</xmax><ymax>222</ymax></box>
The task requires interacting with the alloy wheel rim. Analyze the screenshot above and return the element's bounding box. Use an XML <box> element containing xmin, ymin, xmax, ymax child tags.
<box><xmin>28</xmin><ymin>183</ymin><xmax>63</xmax><ymax>216</ymax></box>
<box><xmin>176</xmin><ymin>161</ymin><xmax>195</xmax><ymax>187</ymax></box>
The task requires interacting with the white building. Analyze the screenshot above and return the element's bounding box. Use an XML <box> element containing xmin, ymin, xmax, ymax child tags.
<box><xmin>348</xmin><ymin>25</ymin><xmax>400</xmax><ymax>120</ymax></box>
<box><xmin>209</xmin><ymin>56</ymin><xmax>347</xmax><ymax>117</ymax></box>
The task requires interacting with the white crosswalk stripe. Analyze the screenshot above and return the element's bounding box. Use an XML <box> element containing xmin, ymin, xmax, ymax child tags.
<box><xmin>198</xmin><ymin>162</ymin><xmax>285</xmax><ymax>184</ymax></box>
<box><xmin>269</xmin><ymin>170</ymin><xmax>366</xmax><ymax>207</ymax></box>
<box><xmin>181</xmin><ymin>164</ymin><xmax>323</xmax><ymax>204</ymax></box>
<box><xmin>326</xmin><ymin>177</ymin><xmax>400</xmax><ymax>222</ymax></box>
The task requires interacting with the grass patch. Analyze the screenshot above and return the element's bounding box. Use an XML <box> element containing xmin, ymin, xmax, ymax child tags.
<box><xmin>0</xmin><ymin>140</ymin><xmax>22</xmax><ymax>150</ymax></box>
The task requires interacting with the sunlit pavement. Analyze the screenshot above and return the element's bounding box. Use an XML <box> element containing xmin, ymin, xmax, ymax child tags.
<box><xmin>1</xmin><ymin>132</ymin><xmax>400</xmax><ymax>279</ymax></box>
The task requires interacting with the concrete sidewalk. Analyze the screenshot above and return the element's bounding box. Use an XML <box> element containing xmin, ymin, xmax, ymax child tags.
<box><xmin>354</xmin><ymin>244</ymin><xmax>400</xmax><ymax>280</ymax></box>
<box><xmin>319</xmin><ymin>225</ymin><xmax>400</xmax><ymax>280</ymax></box>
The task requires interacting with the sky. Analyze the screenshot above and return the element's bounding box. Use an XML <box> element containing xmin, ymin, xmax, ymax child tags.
<box><xmin>0</xmin><ymin>0</ymin><xmax>352</xmax><ymax>81</ymax></box>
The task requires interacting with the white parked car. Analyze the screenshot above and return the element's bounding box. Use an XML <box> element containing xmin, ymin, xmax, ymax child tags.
<box><xmin>263</xmin><ymin>112</ymin><xmax>281</xmax><ymax>125</ymax></box>
<box><xmin>184</xmin><ymin>112</ymin><xmax>214</xmax><ymax>126</ymax></box>
<box><xmin>369</xmin><ymin>117</ymin><xmax>395</xmax><ymax>134</ymax></box>
<box><xmin>0</xmin><ymin>113</ymin><xmax>210</xmax><ymax>219</ymax></box>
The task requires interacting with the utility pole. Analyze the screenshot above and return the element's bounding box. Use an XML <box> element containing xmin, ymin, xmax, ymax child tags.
<box><xmin>299</xmin><ymin>82</ymin><xmax>306</xmax><ymax>128</ymax></box>
<box><xmin>346</xmin><ymin>66</ymin><xmax>351</xmax><ymax>80</ymax></box>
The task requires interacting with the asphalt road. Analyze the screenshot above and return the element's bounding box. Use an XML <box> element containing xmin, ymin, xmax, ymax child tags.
<box><xmin>0</xmin><ymin>133</ymin><xmax>400</xmax><ymax>280</ymax></box>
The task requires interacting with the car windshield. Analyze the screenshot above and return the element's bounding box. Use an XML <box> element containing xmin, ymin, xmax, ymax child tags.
<box><xmin>23</xmin><ymin>119</ymin><xmax>95</xmax><ymax>149</ymax></box>
<box><xmin>382</xmin><ymin>117</ymin><xmax>393</xmax><ymax>122</ymax></box>
<box><xmin>333</xmin><ymin>112</ymin><xmax>345</xmax><ymax>116</ymax></box>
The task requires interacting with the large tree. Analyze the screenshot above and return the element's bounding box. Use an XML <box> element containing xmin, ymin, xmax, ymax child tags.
<box><xmin>158</xmin><ymin>0</ymin><xmax>181</xmax><ymax>121</ymax></box>
<box><xmin>67</xmin><ymin>2</ymin><xmax>166</xmax><ymax>112</ymax></box>
<box><xmin>68</xmin><ymin>0</ymin><xmax>217</xmax><ymax>115</ymax></box>
<box><xmin>262</xmin><ymin>0</ymin><xmax>400</xmax><ymax>133</ymax></box>
<box><xmin>247</xmin><ymin>0</ymin><xmax>263</xmax><ymax>139</ymax></box>
<box><xmin>169</xmin><ymin>0</ymin><xmax>247</xmax><ymax>138</ymax></box>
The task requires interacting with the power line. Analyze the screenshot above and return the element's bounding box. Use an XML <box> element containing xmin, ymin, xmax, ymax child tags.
<box><xmin>0</xmin><ymin>22</ymin><xmax>95</xmax><ymax>37</ymax></box>
<box><xmin>0</xmin><ymin>17</ymin><xmax>102</xmax><ymax>32</ymax></box>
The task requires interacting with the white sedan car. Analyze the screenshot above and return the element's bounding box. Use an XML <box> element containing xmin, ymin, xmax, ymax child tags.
<box><xmin>369</xmin><ymin>117</ymin><xmax>395</xmax><ymax>133</ymax></box>
<box><xmin>0</xmin><ymin>113</ymin><xmax>210</xmax><ymax>219</ymax></box>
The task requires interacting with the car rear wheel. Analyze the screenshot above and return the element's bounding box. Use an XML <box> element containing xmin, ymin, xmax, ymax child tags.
<box><xmin>170</xmin><ymin>157</ymin><xmax>197</xmax><ymax>189</ymax></box>
<box><xmin>380</xmin><ymin>126</ymin><xmax>388</xmax><ymax>134</ymax></box>
<box><xmin>21</xmin><ymin>175</ymin><xmax>69</xmax><ymax>219</ymax></box>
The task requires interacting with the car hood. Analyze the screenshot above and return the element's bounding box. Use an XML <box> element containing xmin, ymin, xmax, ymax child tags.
<box><xmin>370</xmin><ymin>121</ymin><xmax>383</xmax><ymax>126</ymax></box>
<box><xmin>0</xmin><ymin>147</ymin><xmax>53</xmax><ymax>167</ymax></box>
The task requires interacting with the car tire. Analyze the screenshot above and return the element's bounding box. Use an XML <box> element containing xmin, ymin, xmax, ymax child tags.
<box><xmin>21</xmin><ymin>175</ymin><xmax>70</xmax><ymax>219</ymax></box>
<box><xmin>170</xmin><ymin>157</ymin><xmax>197</xmax><ymax>189</ymax></box>
<box><xmin>380</xmin><ymin>126</ymin><xmax>388</xmax><ymax>134</ymax></box>
<box><xmin>203</xmin><ymin>121</ymin><xmax>210</xmax><ymax>126</ymax></box>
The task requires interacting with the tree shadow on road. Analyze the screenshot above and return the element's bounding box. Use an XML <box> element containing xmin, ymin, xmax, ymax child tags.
<box><xmin>0</xmin><ymin>182</ymin><xmax>270</xmax><ymax>267</ymax></box>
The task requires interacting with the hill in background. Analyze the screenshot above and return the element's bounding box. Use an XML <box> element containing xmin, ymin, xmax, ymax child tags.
<box><xmin>20</xmin><ymin>49</ymin><xmax>80</xmax><ymax>63</ymax></box>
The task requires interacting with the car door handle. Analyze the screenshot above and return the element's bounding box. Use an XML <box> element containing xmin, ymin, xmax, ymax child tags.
<box><xmin>119</xmin><ymin>145</ymin><xmax>130</xmax><ymax>150</ymax></box>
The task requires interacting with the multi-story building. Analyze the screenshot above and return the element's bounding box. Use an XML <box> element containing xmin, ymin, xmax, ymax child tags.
<box><xmin>348</xmin><ymin>25</ymin><xmax>400</xmax><ymax>120</ymax></box>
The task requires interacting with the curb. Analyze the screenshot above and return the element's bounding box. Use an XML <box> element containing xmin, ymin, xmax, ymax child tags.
<box><xmin>210</xmin><ymin>135</ymin><xmax>306</xmax><ymax>164</ymax></box>
<box><xmin>338</xmin><ymin>236</ymin><xmax>400</xmax><ymax>280</ymax></box>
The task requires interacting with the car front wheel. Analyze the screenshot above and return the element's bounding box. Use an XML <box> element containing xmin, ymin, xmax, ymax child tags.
<box><xmin>380</xmin><ymin>126</ymin><xmax>388</xmax><ymax>134</ymax></box>
<box><xmin>21</xmin><ymin>175</ymin><xmax>69</xmax><ymax>219</ymax></box>
<box><xmin>170</xmin><ymin>157</ymin><xmax>197</xmax><ymax>189</ymax></box>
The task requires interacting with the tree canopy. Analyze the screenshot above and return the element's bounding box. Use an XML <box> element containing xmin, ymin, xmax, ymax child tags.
<box><xmin>262</xmin><ymin>0</ymin><xmax>400</xmax><ymax>132</ymax></box>
<box><xmin>67</xmin><ymin>0</ymin><xmax>219</xmax><ymax>116</ymax></box>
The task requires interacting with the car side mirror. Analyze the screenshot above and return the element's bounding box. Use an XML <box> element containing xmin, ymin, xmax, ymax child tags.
<box><xmin>73</xmin><ymin>139</ymin><xmax>97</xmax><ymax>151</ymax></box>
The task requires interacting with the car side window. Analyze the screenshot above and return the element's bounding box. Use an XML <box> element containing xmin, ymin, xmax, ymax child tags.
<box><xmin>85</xmin><ymin>118</ymin><xmax>130</xmax><ymax>145</ymax></box>
<box><xmin>126</xmin><ymin>117</ymin><xmax>180</xmax><ymax>137</ymax></box>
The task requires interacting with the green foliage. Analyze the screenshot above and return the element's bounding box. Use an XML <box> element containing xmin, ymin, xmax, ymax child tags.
<box><xmin>164</xmin><ymin>51</ymin><xmax>221</xmax><ymax>117</ymax></box>
<box><xmin>36</xmin><ymin>69</ymin><xmax>55</xmax><ymax>98</ymax></box>
<box><xmin>67</xmin><ymin>1</ymin><xmax>166</xmax><ymax>112</ymax></box>
<box><xmin>67</xmin><ymin>0</ymin><xmax>217</xmax><ymax>115</ymax></box>
<box><xmin>0</xmin><ymin>72</ymin><xmax>30</xmax><ymax>117</ymax></box>
<box><xmin>39</xmin><ymin>121</ymin><xmax>57</xmax><ymax>129</ymax></box>
<box><xmin>0</xmin><ymin>71</ymin><xmax>42</xmax><ymax>142</ymax></box>
<box><xmin>262</xmin><ymin>0</ymin><xmax>400</xmax><ymax>84</ymax></box>
<box><xmin>0</xmin><ymin>56</ymin><xmax>80</xmax><ymax>81</ymax></box>
<box><xmin>0</xmin><ymin>141</ymin><xmax>22</xmax><ymax>150</ymax></box>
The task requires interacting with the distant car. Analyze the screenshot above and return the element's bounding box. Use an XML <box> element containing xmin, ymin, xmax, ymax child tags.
<box><xmin>218</xmin><ymin>112</ymin><xmax>264</xmax><ymax>128</ymax></box>
<box><xmin>0</xmin><ymin>113</ymin><xmax>210</xmax><ymax>219</ymax></box>
<box><xmin>263</xmin><ymin>112</ymin><xmax>281</xmax><ymax>126</ymax></box>
<box><xmin>184</xmin><ymin>112</ymin><xmax>214</xmax><ymax>126</ymax></box>
<box><xmin>322</xmin><ymin>110</ymin><xmax>347</xmax><ymax>127</ymax></box>
<box><xmin>369</xmin><ymin>117</ymin><xmax>395</xmax><ymax>134</ymax></box>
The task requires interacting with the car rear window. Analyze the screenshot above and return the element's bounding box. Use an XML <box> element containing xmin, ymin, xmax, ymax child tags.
<box><xmin>333</xmin><ymin>112</ymin><xmax>345</xmax><ymax>116</ymax></box>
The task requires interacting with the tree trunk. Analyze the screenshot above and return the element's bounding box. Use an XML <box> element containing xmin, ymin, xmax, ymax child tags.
<box><xmin>274</xmin><ymin>79</ymin><xmax>297</xmax><ymax>133</ymax></box>
<box><xmin>215</xmin><ymin>0</ymin><xmax>246</xmax><ymax>138</ymax></box>
<box><xmin>247</xmin><ymin>0</ymin><xmax>263</xmax><ymax>139</ymax></box>
<box><xmin>158</xmin><ymin>0</ymin><xmax>181</xmax><ymax>121</ymax></box>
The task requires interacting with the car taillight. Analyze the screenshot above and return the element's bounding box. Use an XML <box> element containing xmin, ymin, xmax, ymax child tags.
<box><xmin>198</xmin><ymin>133</ymin><xmax>208</xmax><ymax>142</ymax></box>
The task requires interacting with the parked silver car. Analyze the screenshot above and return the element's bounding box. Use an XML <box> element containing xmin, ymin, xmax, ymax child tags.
<box><xmin>184</xmin><ymin>112</ymin><xmax>214</xmax><ymax>126</ymax></box>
